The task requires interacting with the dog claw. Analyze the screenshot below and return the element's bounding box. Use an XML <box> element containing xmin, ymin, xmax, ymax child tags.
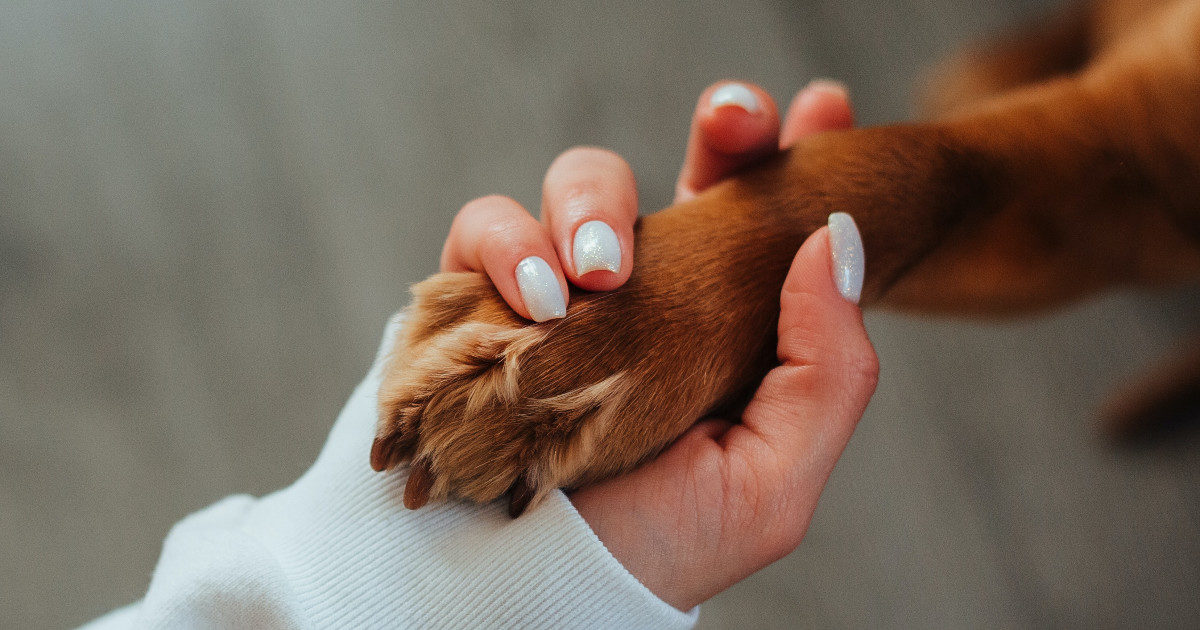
<box><xmin>369</xmin><ymin>437</ymin><xmax>391</xmax><ymax>472</ymax></box>
<box><xmin>404</xmin><ymin>460</ymin><xmax>434</xmax><ymax>510</ymax></box>
<box><xmin>507</xmin><ymin>473</ymin><xmax>536</xmax><ymax>518</ymax></box>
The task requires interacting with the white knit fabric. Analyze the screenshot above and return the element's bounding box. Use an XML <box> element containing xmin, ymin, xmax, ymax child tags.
<box><xmin>82</xmin><ymin>315</ymin><xmax>698</xmax><ymax>630</ymax></box>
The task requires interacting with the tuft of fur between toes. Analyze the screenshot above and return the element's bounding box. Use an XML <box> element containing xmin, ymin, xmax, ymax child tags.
<box><xmin>373</xmin><ymin>272</ymin><xmax>640</xmax><ymax>516</ymax></box>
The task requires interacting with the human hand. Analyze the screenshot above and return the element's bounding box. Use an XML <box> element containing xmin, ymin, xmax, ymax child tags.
<box><xmin>440</xmin><ymin>80</ymin><xmax>871</xmax><ymax>611</ymax></box>
<box><xmin>439</xmin><ymin>79</ymin><xmax>854</xmax><ymax>319</ymax></box>
<box><xmin>569</xmin><ymin>217</ymin><xmax>877</xmax><ymax>610</ymax></box>
<box><xmin>569</xmin><ymin>82</ymin><xmax>878</xmax><ymax>612</ymax></box>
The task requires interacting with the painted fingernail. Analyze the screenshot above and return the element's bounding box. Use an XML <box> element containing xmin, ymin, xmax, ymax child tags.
<box><xmin>806</xmin><ymin>78</ymin><xmax>850</xmax><ymax>98</ymax></box>
<box><xmin>516</xmin><ymin>256</ymin><xmax>567</xmax><ymax>321</ymax></box>
<box><xmin>827</xmin><ymin>212</ymin><xmax>864</xmax><ymax>304</ymax></box>
<box><xmin>710</xmin><ymin>82</ymin><xmax>760</xmax><ymax>113</ymax></box>
<box><xmin>572</xmin><ymin>220</ymin><xmax>621</xmax><ymax>275</ymax></box>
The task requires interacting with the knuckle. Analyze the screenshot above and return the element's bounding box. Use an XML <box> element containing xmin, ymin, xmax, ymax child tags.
<box><xmin>561</xmin><ymin>145</ymin><xmax>620</xmax><ymax>165</ymax></box>
<box><xmin>479</xmin><ymin>218</ymin><xmax>535</xmax><ymax>252</ymax></box>
<box><xmin>762</xmin><ymin>524</ymin><xmax>806</xmax><ymax>563</ymax></box>
<box><xmin>552</xmin><ymin>183</ymin><xmax>620</xmax><ymax>227</ymax></box>
<box><xmin>842</xmin><ymin>344</ymin><xmax>880</xmax><ymax>394</ymax></box>
<box><xmin>560</xmin><ymin>179</ymin><xmax>606</xmax><ymax>205</ymax></box>
<box><xmin>588</xmin><ymin>147</ymin><xmax>629</xmax><ymax>171</ymax></box>
<box><xmin>546</xmin><ymin>148</ymin><xmax>637</xmax><ymax>224</ymax></box>
<box><xmin>451</xmin><ymin>198</ymin><xmax>541</xmax><ymax>259</ymax></box>
<box><xmin>453</xmin><ymin>199</ymin><xmax>486</xmax><ymax>227</ymax></box>
<box><xmin>763</xmin><ymin>364</ymin><xmax>823</xmax><ymax>403</ymax></box>
<box><xmin>459</xmin><ymin>194</ymin><xmax>518</xmax><ymax>219</ymax></box>
<box><xmin>548</xmin><ymin>146</ymin><xmax>597</xmax><ymax>175</ymax></box>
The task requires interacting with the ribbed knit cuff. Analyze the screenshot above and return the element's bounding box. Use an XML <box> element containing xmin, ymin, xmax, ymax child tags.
<box><xmin>116</xmin><ymin>314</ymin><xmax>696</xmax><ymax>629</ymax></box>
<box><xmin>87</xmin><ymin>315</ymin><xmax>699</xmax><ymax>629</ymax></box>
<box><xmin>245</xmin><ymin>313</ymin><xmax>697</xmax><ymax>628</ymax></box>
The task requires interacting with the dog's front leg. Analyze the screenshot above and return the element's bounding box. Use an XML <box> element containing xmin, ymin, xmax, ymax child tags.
<box><xmin>373</xmin><ymin>7</ymin><xmax>1200</xmax><ymax>510</ymax></box>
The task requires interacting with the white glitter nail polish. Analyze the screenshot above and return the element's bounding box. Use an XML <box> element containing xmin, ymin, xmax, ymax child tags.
<box><xmin>827</xmin><ymin>212</ymin><xmax>864</xmax><ymax>304</ymax></box>
<box><xmin>710</xmin><ymin>82</ymin><xmax>760</xmax><ymax>113</ymax></box>
<box><xmin>515</xmin><ymin>256</ymin><xmax>567</xmax><ymax>321</ymax></box>
<box><xmin>572</xmin><ymin>220</ymin><xmax>621</xmax><ymax>275</ymax></box>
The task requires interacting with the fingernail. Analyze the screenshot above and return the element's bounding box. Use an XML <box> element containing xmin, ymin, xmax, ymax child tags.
<box><xmin>806</xmin><ymin>78</ymin><xmax>850</xmax><ymax>99</ymax></box>
<box><xmin>710</xmin><ymin>82</ymin><xmax>760</xmax><ymax>113</ymax></box>
<box><xmin>827</xmin><ymin>212</ymin><xmax>864</xmax><ymax>304</ymax></box>
<box><xmin>516</xmin><ymin>256</ymin><xmax>567</xmax><ymax>321</ymax></box>
<box><xmin>572</xmin><ymin>220</ymin><xmax>621</xmax><ymax>275</ymax></box>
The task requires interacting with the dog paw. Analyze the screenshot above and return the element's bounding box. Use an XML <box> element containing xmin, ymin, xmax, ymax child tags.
<box><xmin>372</xmin><ymin>272</ymin><xmax>651</xmax><ymax>516</ymax></box>
<box><xmin>369</xmin><ymin>179</ymin><xmax>814</xmax><ymax>516</ymax></box>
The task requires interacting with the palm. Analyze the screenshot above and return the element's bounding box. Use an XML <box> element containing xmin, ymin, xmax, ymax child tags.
<box><xmin>572</xmin><ymin>234</ymin><xmax>877</xmax><ymax>611</ymax></box>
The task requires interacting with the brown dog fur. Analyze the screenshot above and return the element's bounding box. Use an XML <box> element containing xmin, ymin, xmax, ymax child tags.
<box><xmin>373</xmin><ymin>0</ymin><xmax>1200</xmax><ymax>515</ymax></box>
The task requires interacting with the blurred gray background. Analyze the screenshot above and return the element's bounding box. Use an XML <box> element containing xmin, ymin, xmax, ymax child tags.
<box><xmin>2</xmin><ymin>0</ymin><xmax>1198</xmax><ymax>627</ymax></box>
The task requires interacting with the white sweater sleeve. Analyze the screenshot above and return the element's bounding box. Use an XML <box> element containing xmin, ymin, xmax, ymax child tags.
<box><xmin>82</xmin><ymin>315</ymin><xmax>698</xmax><ymax>630</ymax></box>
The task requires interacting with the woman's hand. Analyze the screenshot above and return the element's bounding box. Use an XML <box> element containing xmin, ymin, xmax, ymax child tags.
<box><xmin>570</xmin><ymin>219</ymin><xmax>877</xmax><ymax>610</ymax></box>
<box><xmin>440</xmin><ymin>79</ymin><xmax>874</xmax><ymax>611</ymax></box>
<box><xmin>439</xmin><ymin>79</ymin><xmax>854</xmax><ymax>317</ymax></box>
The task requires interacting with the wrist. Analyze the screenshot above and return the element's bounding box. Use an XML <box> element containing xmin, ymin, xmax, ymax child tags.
<box><xmin>570</xmin><ymin>486</ymin><xmax>704</xmax><ymax>612</ymax></box>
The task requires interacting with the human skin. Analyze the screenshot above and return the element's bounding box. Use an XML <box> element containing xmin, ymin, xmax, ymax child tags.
<box><xmin>387</xmin><ymin>0</ymin><xmax>1200</xmax><ymax>605</ymax></box>
<box><xmin>436</xmin><ymin>80</ymin><xmax>878</xmax><ymax>610</ymax></box>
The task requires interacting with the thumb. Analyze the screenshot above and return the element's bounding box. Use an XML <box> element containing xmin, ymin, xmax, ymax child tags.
<box><xmin>739</xmin><ymin>213</ymin><xmax>878</xmax><ymax>476</ymax></box>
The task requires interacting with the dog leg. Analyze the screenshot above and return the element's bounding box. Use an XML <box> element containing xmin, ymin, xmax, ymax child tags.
<box><xmin>921</xmin><ymin>2</ymin><xmax>1094</xmax><ymax>117</ymax></box>
<box><xmin>1101</xmin><ymin>334</ymin><xmax>1200</xmax><ymax>443</ymax></box>
<box><xmin>374</xmin><ymin>2</ymin><xmax>1200</xmax><ymax>513</ymax></box>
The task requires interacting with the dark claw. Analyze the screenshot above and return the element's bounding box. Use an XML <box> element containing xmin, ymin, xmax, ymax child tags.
<box><xmin>404</xmin><ymin>460</ymin><xmax>435</xmax><ymax>510</ymax></box>
<box><xmin>369</xmin><ymin>437</ymin><xmax>391</xmax><ymax>472</ymax></box>
<box><xmin>507</xmin><ymin>473</ymin><xmax>536</xmax><ymax>518</ymax></box>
